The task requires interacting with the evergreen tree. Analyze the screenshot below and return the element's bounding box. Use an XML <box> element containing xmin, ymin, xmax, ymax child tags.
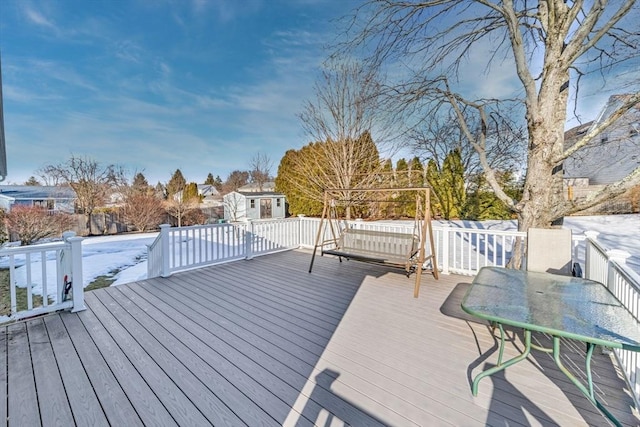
<box><xmin>426</xmin><ymin>149</ymin><xmax>466</xmax><ymax>219</ymax></box>
<box><xmin>132</xmin><ymin>172</ymin><xmax>150</xmax><ymax>194</ymax></box>
<box><xmin>409</xmin><ymin>157</ymin><xmax>424</xmax><ymax>186</ymax></box>
<box><xmin>463</xmin><ymin>171</ymin><xmax>522</xmax><ymax>220</ymax></box>
<box><xmin>378</xmin><ymin>159</ymin><xmax>395</xmax><ymax>218</ymax></box>
<box><xmin>214</xmin><ymin>175</ymin><xmax>223</xmax><ymax>192</ymax></box>
<box><xmin>166</xmin><ymin>169</ymin><xmax>186</xmax><ymax>197</ymax></box>
<box><xmin>204</xmin><ymin>173</ymin><xmax>215</xmax><ymax>185</ymax></box>
<box><xmin>183</xmin><ymin>182</ymin><xmax>201</xmax><ymax>203</ymax></box>
<box><xmin>154</xmin><ymin>182</ymin><xmax>167</xmax><ymax>199</ymax></box>
<box><xmin>275</xmin><ymin>145</ymin><xmax>325</xmax><ymax>216</ymax></box>
<box><xmin>394</xmin><ymin>158</ymin><xmax>410</xmax><ymax>217</ymax></box>
<box><xmin>275</xmin><ymin>132</ymin><xmax>381</xmax><ymax>218</ymax></box>
<box><xmin>24</xmin><ymin>176</ymin><xmax>41</xmax><ymax>186</ymax></box>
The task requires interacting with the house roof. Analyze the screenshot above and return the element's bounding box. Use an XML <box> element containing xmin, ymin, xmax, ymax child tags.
<box><xmin>197</xmin><ymin>184</ymin><xmax>220</xmax><ymax>196</ymax></box>
<box><xmin>563</xmin><ymin>121</ymin><xmax>593</xmax><ymax>150</ymax></box>
<box><xmin>563</xmin><ymin>95</ymin><xmax>640</xmax><ymax>185</ymax></box>
<box><xmin>222</xmin><ymin>190</ymin><xmax>285</xmax><ymax>199</ymax></box>
<box><xmin>0</xmin><ymin>185</ymin><xmax>76</xmax><ymax>200</ymax></box>
<box><xmin>237</xmin><ymin>181</ymin><xmax>276</xmax><ymax>192</ymax></box>
<box><xmin>237</xmin><ymin>191</ymin><xmax>285</xmax><ymax>197</ymax></box>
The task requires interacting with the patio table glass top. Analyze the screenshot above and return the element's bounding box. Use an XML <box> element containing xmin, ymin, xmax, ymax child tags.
<box><xmin>462</xmin><ymin>266</ymin><xmax>640</xmax><ymax>350</ymax></box>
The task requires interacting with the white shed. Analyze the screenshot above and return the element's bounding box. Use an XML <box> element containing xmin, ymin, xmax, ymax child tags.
<box><xmin>223</xmin><ymin>191</ymin><xmax>286</xmax><ymax>221</ymax></box>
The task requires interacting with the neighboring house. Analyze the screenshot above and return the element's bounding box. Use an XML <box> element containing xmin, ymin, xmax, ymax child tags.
<box><xmin>197</xmin><ymin>184</ymin><xmax>223</xmax><ymax>206</ymax></box>
<box><xmin>223</xmin><ymin>191</ymin><xmax>286</xmax><ymax>221</ymax></box>
<box><xmin>0</xmin><ymin>185</ymin><xmax>76</xmax><ymax>213</ymax></box>
<box><xmin>173</xmin><ymin>184</ymin><xmax>222</xmax><ymax>206</ymax></box>
<box><xmin>563</xmin><ymin>94</ymin><xmax>640</xmax><ymax>203</ymax></box>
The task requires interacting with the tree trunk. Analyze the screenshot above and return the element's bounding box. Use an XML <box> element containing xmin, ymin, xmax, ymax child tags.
<box><xmin>511</xmin><ymin>64</ymin><xmax>570</xmax><ymax>268</ymax></box>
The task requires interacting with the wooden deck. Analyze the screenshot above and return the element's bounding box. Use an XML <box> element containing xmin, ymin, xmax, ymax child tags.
<box><xmin>1</xmin><ymin>249</ymin><xmax>638</xmax><ymax>426</ymax></box>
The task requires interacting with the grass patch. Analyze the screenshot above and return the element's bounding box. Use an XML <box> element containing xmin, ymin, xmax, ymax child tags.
<box><xmin>85</xmin><ymin>269</ymin><xmax>120</xmax><ymax>292</ymax></box>
<box><xmin>0</xmin><ymin>268</ymin><xmax>50</xmax><ymax>317</ymax></box>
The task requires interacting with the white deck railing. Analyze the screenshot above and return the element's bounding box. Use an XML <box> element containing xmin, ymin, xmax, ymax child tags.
<box><xmin>147</xmin><ymin>219</ymin><xmax>302</xmax><ymax>277</ymax></box>
<box><xmin>436</xmin><ymin>225</ymin><xmax>526</xmax><ymax>275</ymax></box>
<box><xmin>584</xmin><ymin>233</ymin><xmax>640</xmax><ymax>405</ymax></box>
<box><xmin>149</xmin><ymin>217</ymin><xmax>527</xmax><ymax>278</ymax></box>
<box><xmin>0</xmin><ymin>232</ymin><xmax>85</xmax><ymax>324</ymax></box>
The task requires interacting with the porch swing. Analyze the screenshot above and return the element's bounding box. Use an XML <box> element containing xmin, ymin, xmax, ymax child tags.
<box><xmin>308</xmin><ymin>187</ymin><xmax>439</xmax><ymax>298</ymax></box>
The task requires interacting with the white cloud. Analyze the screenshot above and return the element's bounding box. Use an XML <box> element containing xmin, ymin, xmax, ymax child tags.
<box><xmin>23</xmin><ymin>5</ymin><xmax>57</xmax><ymax>30</ymax></box>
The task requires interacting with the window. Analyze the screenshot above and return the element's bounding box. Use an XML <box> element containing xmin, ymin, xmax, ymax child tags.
<box><xmin>250</xmin><ymin>199</ymin><xmax>255</xmax><ymax>209</ymax></box>
<box><xmin>33</xmin><ymin>199</ymin><xmax>55</xmax><ymax>210</ymax></box>
<box><xmin>276</xmin><ymin>198</ymin><xmax>281</xmax><ymax>207</ymax></box>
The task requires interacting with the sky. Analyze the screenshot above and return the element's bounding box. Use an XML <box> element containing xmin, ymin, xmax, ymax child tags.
<box><xmin>0</xmin><ymin>0</ymin><xmax>360</xmax><ymax>185</ymax></box>
<box><xmin>0</xmin><ymin>0</ymin><xmax>636</xmax><ymax>186</ymax></box>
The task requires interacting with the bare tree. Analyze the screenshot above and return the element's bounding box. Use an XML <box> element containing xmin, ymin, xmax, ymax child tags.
<box><xmin>164</xmin><ymin>192</ymin><xmax>203</xmax><ymax>227</ymax></box>
<box><xmin>223</xmin><ymin>192</ymin><xmax>244</xmax><ymax>222</ymax></box>
<box><xmin>249</xmin><ymin>152</ymin><xmax>273</xmax><ymax>191</ymax></box>
<box><xmin>37</xmin><ymin>165</ymin><xmax>66</xmax><ymax>186</ymax></box>
<box><xmin>5</xmin><ymin>206</ymin><xmax>75</xmax><ymax>246</ymax></box>
<box><xmin>223</xmin><ymin>170</ymin><xmax>250</xmax><ymax>194</ymax></box>
<box><xmin>296</xmin><ymin>60</ymin><xmax>393</xmax><ymax>218</ymax></box>
<box><xmin>408</xmin><ymin>109</ymin><xmax>526</xmax><ymax>185</ymax></box>
<box><xmin>341</xmin><ymin>1</ymin><xmax>640</xmax><ymax>240</ymax></box>
<box><xmin>40</xmin><ymin>155</ymin><xmax>125</xmax><ymax>232</ymax></box>
<box><xmin>121</xmin><ymin>193</ymin><xmax>165</xmax><ymax>232</ymax></box>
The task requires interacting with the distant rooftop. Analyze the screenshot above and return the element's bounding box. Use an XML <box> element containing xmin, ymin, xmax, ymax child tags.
<box><xmin>0</xmin><ymin>185</ymin><xmax>76</xmax><ymax>200</ymax></box>
<box><xmin>238</xmin><ymin>181</ymin><xmax>276</xmax><ymax>192</ymax></box>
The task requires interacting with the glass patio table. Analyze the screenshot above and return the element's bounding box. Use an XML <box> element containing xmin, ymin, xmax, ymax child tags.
<box><xmin>461</xmin><ymin>266</ymin><xmax>640</xmax><ymax>427</ymax></box>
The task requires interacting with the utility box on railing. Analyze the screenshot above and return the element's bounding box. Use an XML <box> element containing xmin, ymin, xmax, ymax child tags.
<box><xmin>60</xmin><ymin>231</ymin><xmax>85</xmax><ymax>313</ymax></box>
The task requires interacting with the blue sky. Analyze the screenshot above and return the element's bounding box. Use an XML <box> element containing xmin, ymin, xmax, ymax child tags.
<box><xmin>1</xmin><ymin>0</ymin><xmax>634</xmax><ymax>186</ymax></box>
<box><xmin>0</xmin><ymin>0</ymin><xmax>359</xmax><ymax>185</ymax></box>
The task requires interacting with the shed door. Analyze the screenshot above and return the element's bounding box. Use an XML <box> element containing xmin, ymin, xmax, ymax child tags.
<box><xmin>260</xmin><ymin>199</ymin><xmax>272</xmax><ymax>219</ymax></box>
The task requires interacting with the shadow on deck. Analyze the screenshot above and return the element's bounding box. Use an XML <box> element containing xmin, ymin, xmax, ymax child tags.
<box><xmin>1</xmin><ymin>249</ymin><xmax>638</xmax><ymax>426</ymax></box>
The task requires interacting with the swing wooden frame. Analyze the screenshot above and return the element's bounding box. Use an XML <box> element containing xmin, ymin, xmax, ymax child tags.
<box><xmin>308</xmin><ymin>187</ymin><xmax>439</xmax><ymax>298</ymax></box>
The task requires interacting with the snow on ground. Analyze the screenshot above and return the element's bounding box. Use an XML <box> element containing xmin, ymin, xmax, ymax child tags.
<box><xmin>4</xmin><ymin>214</ymin><xmax>639</xmax><ymax>300</ymax></box>
<box><xmin>434</xmin><ymin>214</ymin><xmax>640</xmax><ymax>274</ymax></box>
<box><xmin>80</xmin><ymin>232</ymin><xmax>158</xmax><ymax>287</ymax></box>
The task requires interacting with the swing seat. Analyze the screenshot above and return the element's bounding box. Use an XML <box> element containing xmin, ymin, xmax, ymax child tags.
<box><xmin>308</xmin><ymin>186</ymin><xmax>439</xmax><ymax>298</ymax></box>
<box><xmin>322</xmin><ymin>228</ymin><xmax>420</xmax><ymax>272</ymax></box>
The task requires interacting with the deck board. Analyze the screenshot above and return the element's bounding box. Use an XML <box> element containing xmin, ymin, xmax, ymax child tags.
<box><xmin>84</xmin><ymin>292</ymin><xmax>210</xmax><ymax>426</ymax></box>
<box><xmin>26</xmin><ymin>318</ymin><xmax>75</xmax><ymax>427</ymax></box>
<box><xmin>6</xmin><ymin>322</ymin><xmax>40</xmax><ymax>427</ymax></box>
<box><xmin>74</xmin><ymin>305</ymin><xmax>177</xmax><ymax>426</ymax></box>
<box><xmin>58</xmin><ymin>312</ymin><xmax>144</xmax><ymax>426</ymax></box>
<box><xmin>2</xmin><ymin>249</ymin><xmax>639</xmax><ymax>426</ymax></box>
<box><xmin>106</xmin><ymin>285</ymin><xmax>275</xmax><ymax>427</ymax></box>
<box><xmin>41</xmin><ymin>315</ymin><xmax>110</xmax><ymax>427</ymax></box>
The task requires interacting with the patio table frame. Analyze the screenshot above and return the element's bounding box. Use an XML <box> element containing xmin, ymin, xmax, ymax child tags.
<box><xmin>461</xmin><ymin>266</ymin><xmax>640</xmax><ymax>427</ymax></box>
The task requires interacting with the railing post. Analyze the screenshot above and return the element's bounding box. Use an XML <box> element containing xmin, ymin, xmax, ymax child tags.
<box><xmin>440</xmin><ymin>225</ymin><xmax>450</xmax><ymax>275</ymax></box>
<box><xmin>606</xmin><ymin>249</ymin><xmax>631</xmax><ymax>292</ymax></box>
<box><xmin>60</xmin><ymin>231</ymin><xmax>74</xmax><ymax>303</ymax></box>
<box><xmin>297</xmin><ymin>214</ymin><xmax>305</xmax><ymax>247</ymax></box>
<box><xmin>583</xmin><ymin>231</ymin><xmax>599</xmax><ymax>280</ymax></box>
<box><xmin>246</xmin><ymin>220</ymin><xmax>254</xmax><ymax>260</ymax></box>
<box><xmin>160</xmin><ymin>224</ymin><xmax>171</xmax><ymax>278</ymax></box>
<box><xmin>65</xmin><ymin>233</ymin><xmax>85</xmax><ymax>313</ymax></box>
<box><xmin>572</xmin><ymin>233</ymin><xmax>585</xmax><ymax>267</ymax></box>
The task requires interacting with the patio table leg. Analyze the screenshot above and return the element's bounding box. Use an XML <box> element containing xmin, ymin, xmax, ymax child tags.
<box><xmin>472</xmin><ymin>328</ymin><xmax>532</xmax><ymax>396</ymax></box>
<box><xmin>552</xmin><ymin>338</ymin><xmax>621</xmax><ymax>427</ymax></box>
